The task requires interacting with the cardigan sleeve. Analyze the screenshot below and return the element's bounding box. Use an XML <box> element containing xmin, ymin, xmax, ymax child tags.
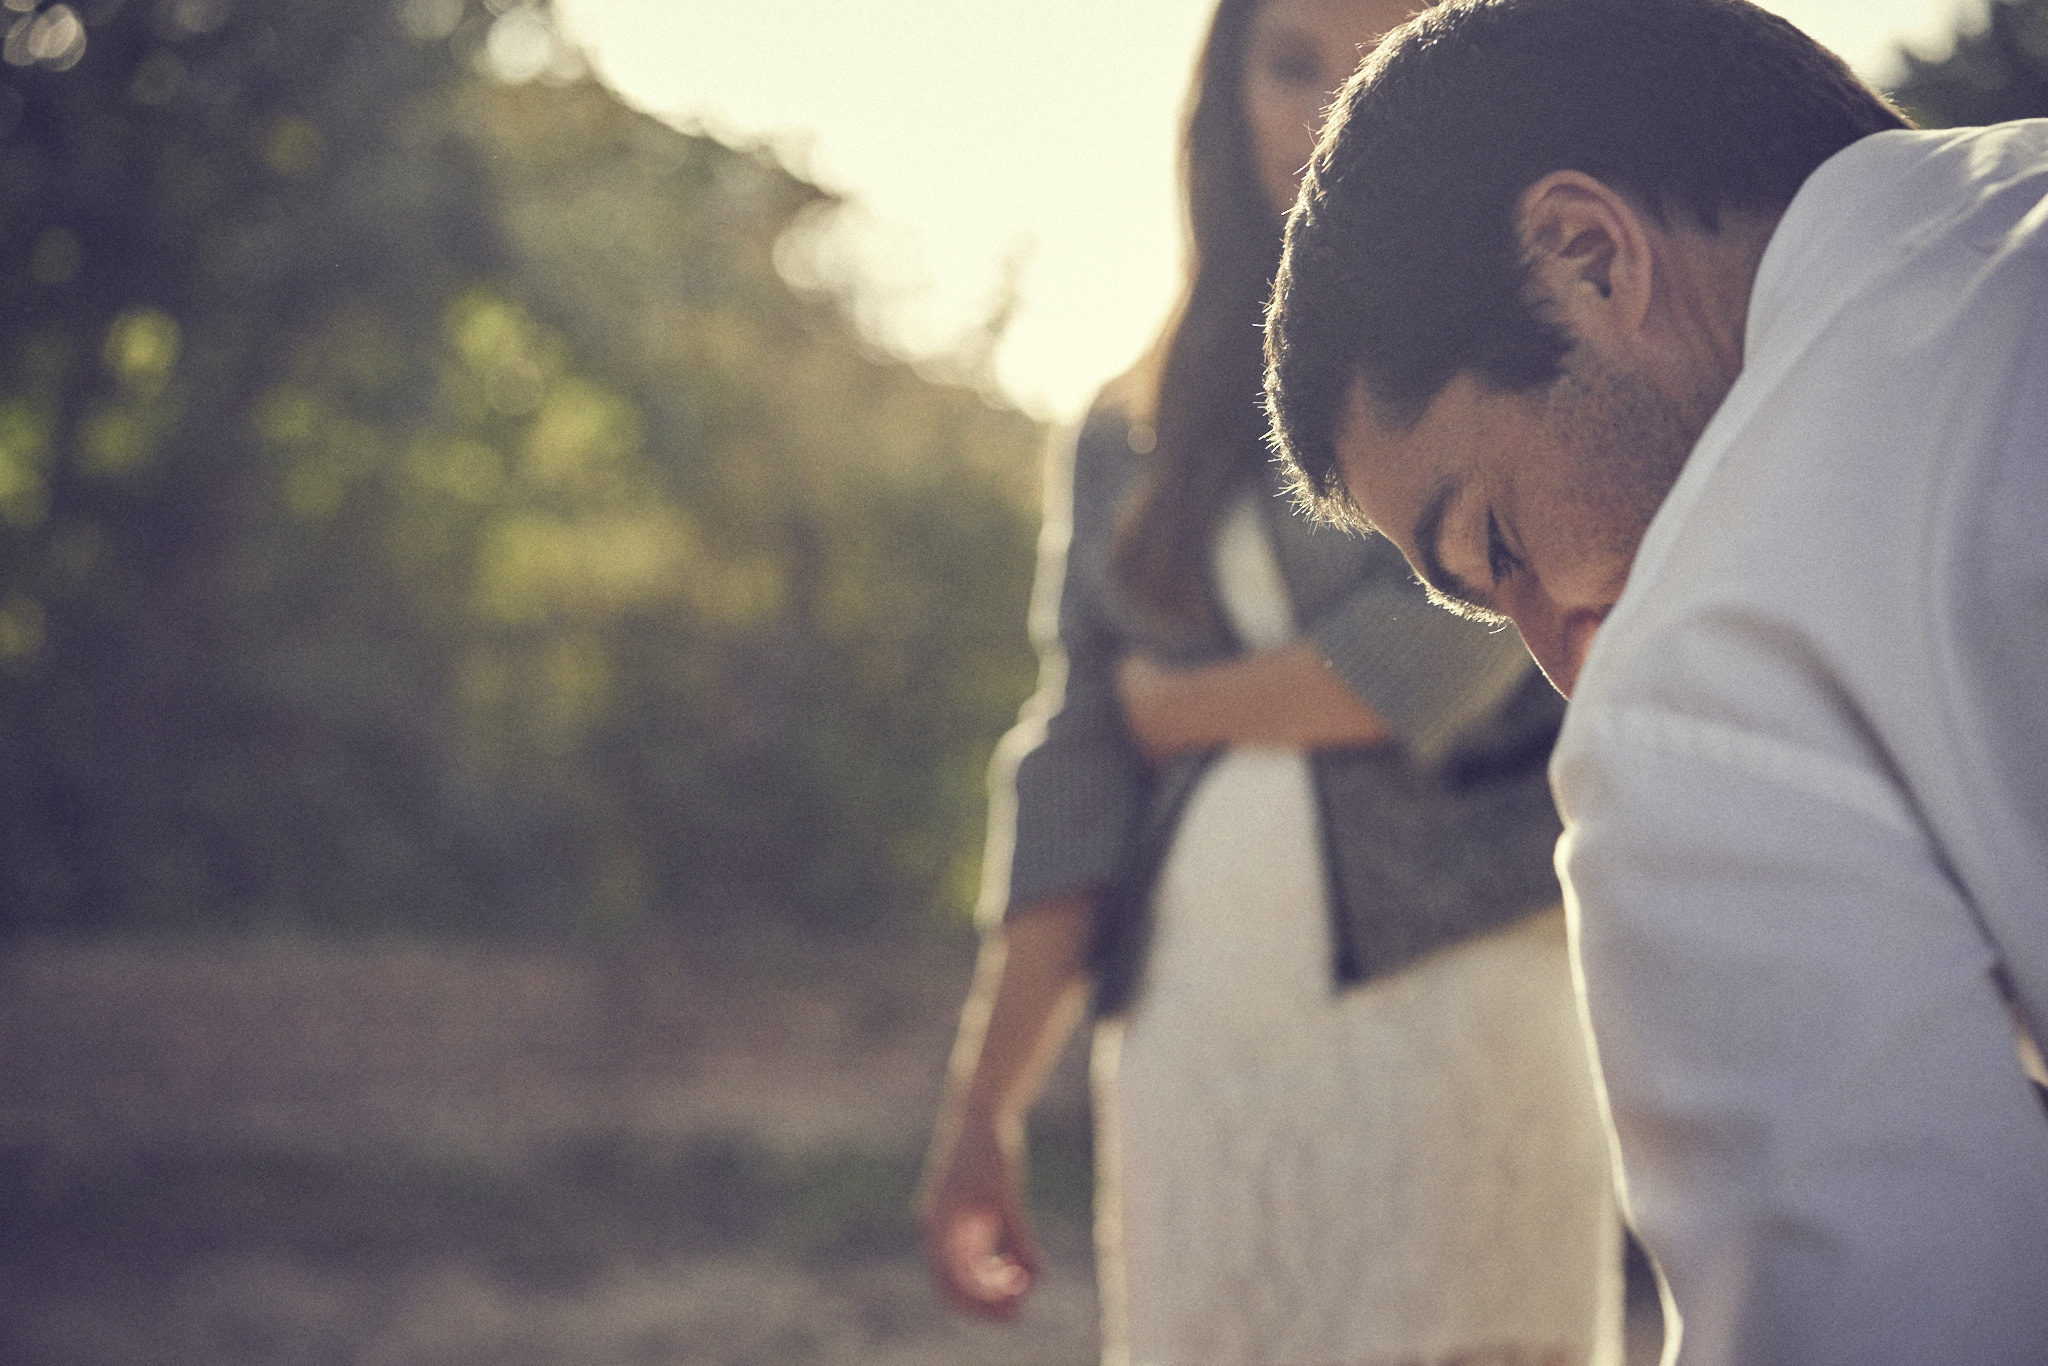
<box><xmin>1303</xmin><ymin>537</ymin><xmax>1539</xmax><ymax>766</ymax></box>
<box><xmin>976</xmin><ymin>414</ymin><xmax>1148</xmax><ymax>928</ymax></box>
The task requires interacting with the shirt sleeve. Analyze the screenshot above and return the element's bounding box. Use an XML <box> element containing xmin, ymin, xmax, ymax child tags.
<box><xmin>976</xmin><ymin>416</ymin><xmax>1146</xmax><ymax>927</ymax></box>
<box><xmin>1554</xmin><ymin>707</ymin><xmax>2048</xmax><ymax>1366</ymax></box>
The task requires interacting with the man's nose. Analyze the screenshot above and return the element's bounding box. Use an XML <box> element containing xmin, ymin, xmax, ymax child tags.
<box><xmin>1525</xmin><ymin>635</ymin><xmax>1576</xmax><ymax>697</ymax></box>
<box><xmin>1513</xmin><ymin>598</ymin><xmax>1606</xmax><ymax>699</ymax></box>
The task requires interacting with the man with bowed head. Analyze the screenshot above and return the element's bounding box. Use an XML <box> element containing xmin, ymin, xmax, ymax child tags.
<box><xmin>1264</xmin><ymin>0</ymin><xmax>2048</xmax><ymax>1361</ymax></box>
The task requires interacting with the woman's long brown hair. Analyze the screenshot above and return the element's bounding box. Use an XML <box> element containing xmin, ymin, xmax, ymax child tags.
<box><xmin>1107</xmin><ymin>0</ymin><xmax>1287</xmax><ymax>644</ymax></box>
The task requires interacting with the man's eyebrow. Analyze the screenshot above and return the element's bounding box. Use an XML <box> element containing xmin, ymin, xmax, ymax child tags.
<box><xmin>1410</xmin><ymin>479</ymin><xmax>1488</xmax><ymax>613</ymax></box>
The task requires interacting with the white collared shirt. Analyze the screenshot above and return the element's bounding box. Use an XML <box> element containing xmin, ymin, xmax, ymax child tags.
<box><xmin>1554</xmin><ymin>121</ymin><xmax>2048</xmax><ymax>1365</ymax></box>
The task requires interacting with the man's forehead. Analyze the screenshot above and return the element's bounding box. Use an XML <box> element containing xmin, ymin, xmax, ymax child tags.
<box><xmin>1332</xmin><ymin>377</ymin><xmax>1420</xmax><ymax>538</ymax></box>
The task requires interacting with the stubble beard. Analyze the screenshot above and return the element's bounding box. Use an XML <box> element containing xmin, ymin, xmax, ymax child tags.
<box><xmin>1546</xmin><ymin>349</ymin><xmax>1714</xmax><ymax>576</ymax></box>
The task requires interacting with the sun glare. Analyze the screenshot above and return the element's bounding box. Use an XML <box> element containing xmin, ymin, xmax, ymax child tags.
<box><xmin>553</xmin><ymin>0</ymin><xmax>1982</xmax><ymax>421</ymax></box>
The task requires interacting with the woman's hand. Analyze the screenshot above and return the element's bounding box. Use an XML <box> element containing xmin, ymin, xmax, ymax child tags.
<box><xmin>917</xmin><ymin>1115</ymin><xmax>1041</xmax><ymax>1320</ymax></box>
<box><xmin>918</xmin><ymin>892</ymin><xmax>1091</xmax><ymax>1323</ymax></box>
<box><xmin>1116</xmin><ymin>639</ymin><xmax>1392</xmax><ymax>764</ymax></box>
<box><xmin>1114</xmin><ymin>652</ymin><xmax>1184</xmax><ymax>766</ymax></box>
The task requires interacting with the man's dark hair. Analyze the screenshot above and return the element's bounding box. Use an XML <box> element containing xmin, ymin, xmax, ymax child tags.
<box><xmin>1264</xmin><ymin>0</ymin><xmax>1909</xmax><ymax>512</ymax></box>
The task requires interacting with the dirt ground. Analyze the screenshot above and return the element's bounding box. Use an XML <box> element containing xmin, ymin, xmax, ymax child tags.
<box><xmin>0</xmin><ymin>931</ymin><xmax>1658</xmax><ymax>1366</ymax></box>
<box><xmin>0</xmin><ymin>1223</ymin><xmax>1101</xmax><ymax>1366</ymax></box>
<box><xmin>0</xmin><ymin>929</ymin><xmax>1098</xmax><ymax>1366</ymax></box>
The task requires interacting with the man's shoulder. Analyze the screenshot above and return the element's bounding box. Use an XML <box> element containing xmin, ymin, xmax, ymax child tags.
<box><xmin>1625</xmin><ymin>120</ymin><xmax>2048</xmax><ymax>631</ymax></box>
<box><xmin>1781</xmin><ymin>119</ymin><xmax>2048</xmax><ymax>240</ymax></box>
<box><xmin>1748</xmin><ymin>120</ymin><xmax>2048</xmax><ymax>358</ymax></box>
<box><xmin>1566</xmin><ymin>122</ymin><xmax>2048</xmax><ymax>797</ymax></box>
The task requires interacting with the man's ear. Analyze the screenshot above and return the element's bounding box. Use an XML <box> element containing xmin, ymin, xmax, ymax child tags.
<box><xmin>1513</xmin><ymin>171</ymin><xmax>1654</xmax><ymax>347</ymax></box>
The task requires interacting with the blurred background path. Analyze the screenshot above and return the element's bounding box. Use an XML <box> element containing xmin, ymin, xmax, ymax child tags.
<box><xmin>0</xmin><ymin>932</ymin><xmax>1100</xmax><ymax>1365</ymax></box>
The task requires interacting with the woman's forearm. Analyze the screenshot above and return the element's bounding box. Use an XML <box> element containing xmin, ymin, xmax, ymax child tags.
<box><xmin>1117</xmin><ymin>639</ymin><xmax>1391</xmax><ymax>763</ymax></box>
<box><xmin>929</xmin><ymin>889</ymin><xmax>1095</xmax><ymax>1152</ymax></box>
<box><xmin>919</xmin><ymin>889</ymin><xmax>1093</xmax><ymax>1319</ymax></box>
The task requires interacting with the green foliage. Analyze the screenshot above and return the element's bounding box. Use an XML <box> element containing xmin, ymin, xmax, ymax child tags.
<box><xmin>0</xmin><ymin>1</ymin><xmax>1042</xmax><ymax>936</ymax></box>
<box><xmin>1889</xmin><ymin>0</ymin><xmax>2048</xmax><ymax>127</ymax></box>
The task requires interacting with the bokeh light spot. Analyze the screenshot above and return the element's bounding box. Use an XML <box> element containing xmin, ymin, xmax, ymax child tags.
<box><xmin>523</xmin><ymin>377</ymin><xmax>639</xmax><ymax>487</ymax></box>
<box><xmin>0</xmin><ymin>592</ymin><xmax>45</xmax><ymax>667</ymax></box>
<box><xmin>0</xmin><ymin>396</ymin><xmax>50</xmax><ymax>528</ymax></box>
<box><xmin>407</xmin><ymin>436</ymin><xmax>503</xmax><ymax>503</ymax></box>
<box><xmin>104</xmin><ymin>308</ymin><xmax>182</xmax><ymax>394</ymax></box>
<box><xmin>395</xmin><ymin>0</ymin><xmax>463</xmax><ymax>43</ymax></box>
<box><xmin>80</xmin><ymin>407</ymin><xmax>160</xmax><ymax>479</ymax></box>
<box><xmin>482</xmin><ymin>5</ymin><xmax>580</xmax><ymax>84</ymax></box>
<box><xmin>4</xmin><ymin>4</ymin><xmax>86</xmax><ymax>71</ymax></box>
<box><xmin>129</xmin><ymin>48</ymin><xmax>187</xmax><ymax>106</ymax></box>
<box><xmin>264</xmin><ymin>116</ymin><xmax>326</xmax><ymax>178</ymax></box>
<box><xmin>163</xmin><ymin>0</ymin><xmax>232</xmax><ymax>38</ymax></box>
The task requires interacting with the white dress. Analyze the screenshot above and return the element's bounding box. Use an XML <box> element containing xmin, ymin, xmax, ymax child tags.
<box><xmin>1090</xmin><ymin>496</ymin><xmax>1622</xmax><ymax>1366</ymax></box>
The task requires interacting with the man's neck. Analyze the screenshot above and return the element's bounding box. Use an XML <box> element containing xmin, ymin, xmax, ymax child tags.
<box><xmin>1658</xmin><ymin>207</ymin><xmax>1782</xmax><ymax>425</ymax></box>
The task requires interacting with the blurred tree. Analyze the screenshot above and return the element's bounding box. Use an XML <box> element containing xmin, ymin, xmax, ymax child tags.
<box><xmin>1889</xmin><ymin>0</ymin><xmax>2048</xmax><ymax>126</ymax></box>
<box><xmin>0</xmin><ymin>0</ymin><xmax>1042</xmax><ymax>937</ymax></box>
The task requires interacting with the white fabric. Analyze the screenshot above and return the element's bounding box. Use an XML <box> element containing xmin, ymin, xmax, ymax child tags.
<box><xmin>1095</xmin><ymin>496</ymin><xmax>1621</xmax><ymax>1366</ymax></box>
<box><xmin>1553</xmin><ymin>121</ymin><xmax>2048</xmax><ymax>1366</ymax></box>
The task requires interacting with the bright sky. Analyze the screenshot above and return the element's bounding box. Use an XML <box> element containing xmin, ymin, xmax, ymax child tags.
<box><xmin>552</xmin><ymin>0</ymin><xmax>1985</xmax><ymax>421</ymax></box>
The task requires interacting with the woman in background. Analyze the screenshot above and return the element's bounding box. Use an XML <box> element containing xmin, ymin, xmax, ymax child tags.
<box><xmin>920</xmin><ymin>2</ymin><xmax>1622</xmax><ymax>1363</ymax></box>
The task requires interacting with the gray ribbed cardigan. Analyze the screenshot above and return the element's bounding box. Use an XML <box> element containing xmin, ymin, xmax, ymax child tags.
<box><xmin>979</xmin><ymin>404</ymin><xmax>1566</xmax><ymax>1016</ymax></box>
